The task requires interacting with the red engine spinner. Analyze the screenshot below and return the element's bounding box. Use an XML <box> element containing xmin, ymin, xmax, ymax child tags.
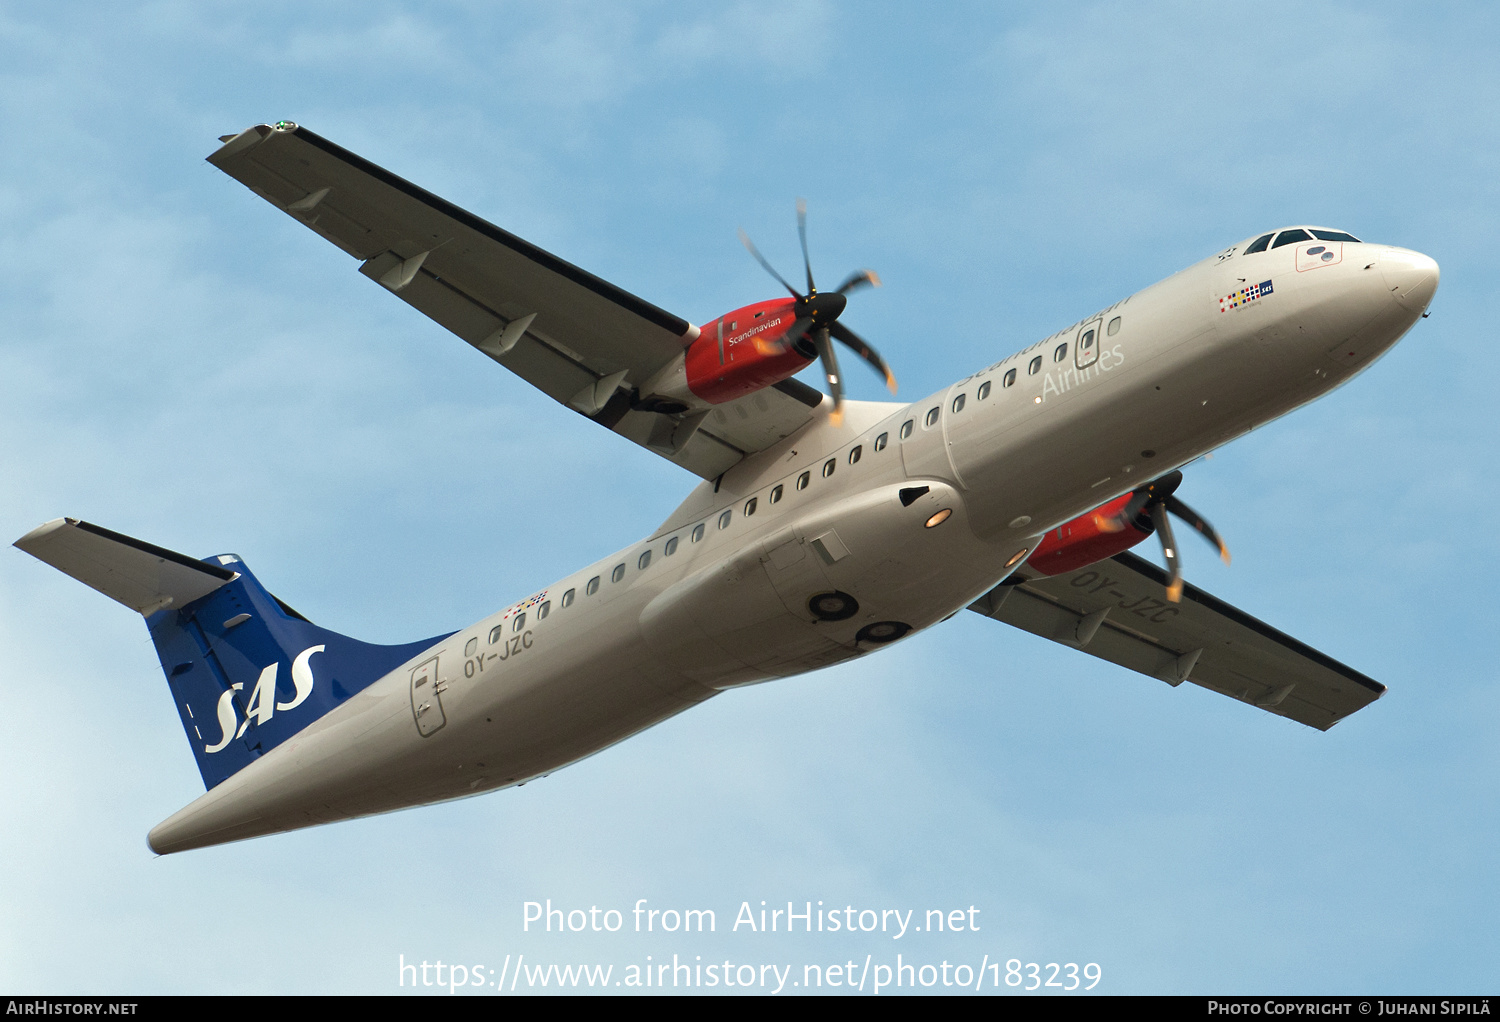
<box><xmin>1024</xmin><ymin>492</ymin><xmax>1154</xmax><ymax>577</ymax></box>
<box><xmin>684</xmin><ymin>298</ymin><xmax>817</xmax><ymax>405</ymax></box>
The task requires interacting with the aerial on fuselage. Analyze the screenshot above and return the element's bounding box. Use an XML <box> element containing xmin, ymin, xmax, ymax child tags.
<box><xmin>13</xmin><ymin>122</ymin><xmax>1437</xmax><ymax>852</ymax></box>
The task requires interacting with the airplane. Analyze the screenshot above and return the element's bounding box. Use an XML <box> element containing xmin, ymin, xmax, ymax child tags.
<box><xmin>13</xmin><ymin>120</ymin><xmax>1439</xmax><ymax>855</ymax></box>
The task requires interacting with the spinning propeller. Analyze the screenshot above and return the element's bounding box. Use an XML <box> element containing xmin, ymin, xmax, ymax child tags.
<box><xmin>739</xmin><ymin>200</ymin><xmax>896</xmax><ymax>425</ymax></box>
<box><xmin>1097</xmin><ymin>470</ymin><xmax>1231</xmax><ymax>603</ymax></box>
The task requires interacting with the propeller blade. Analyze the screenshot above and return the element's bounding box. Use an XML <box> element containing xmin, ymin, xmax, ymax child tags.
<box><xmin>1151</xmin><ymin>469</ymin><xmax>1185</xmax><ymax>498</ymax></box>
<box><xmin>1165</xmin><ymin>494</ymin><xmax>1231</xmax><ymax>565</ymax></box>
<box><xmin>796</xmin><ymin>198</ymin><xmax>815</xmax><ymax>295</ymax></box>
<box><xmin>812</xmin><ymin>327</ymin><xmax>845</xmax><ymax>425</ymax></box>
<box><xmin>755</xmin><ymin>316</ymin><xmax>812</xmax><ymax>356</ymax></box>
<box><xmin>829</xmin><ymin>321</ymin><xmax>897</xmax><ymax>393</ymax></box>
<box><xmin>738</xmin><ymin>228</ymin><xmax>801</xmax><ymax>299</ymax></box>
<box><xmin>1097</xmin><ymin>486</ymin><xmax>1153</xmax><ymax>534</ymax></box>
<box><xmin>835</xmin><ymin>269</ymin><xmax>882</xmax><ymax>295</ymax></box>
<box><xmin>1148</xmin><ymin>501</ymin><xmax>1184</xmax><ymax>603</ymax></box>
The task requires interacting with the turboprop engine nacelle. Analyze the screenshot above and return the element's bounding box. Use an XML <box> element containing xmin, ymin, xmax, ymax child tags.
<box><xmin>637</xmin><ymin>298</ymin><xmax>816</xmax><ymax>413</ymax></box>
<box><xmin>1022</xmin><ymin>492</ymin><xmax>1153</xmax><ymax>577</ymax></box>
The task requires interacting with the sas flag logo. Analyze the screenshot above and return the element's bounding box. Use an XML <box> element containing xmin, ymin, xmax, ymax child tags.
<box><xmin>1219</xmin><ymin>279</ymin><xmax>1273</xmax><ymax>312</ymax></box>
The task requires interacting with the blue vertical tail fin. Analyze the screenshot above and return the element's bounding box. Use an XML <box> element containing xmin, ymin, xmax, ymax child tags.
<box><xmin>15</xmin><ymin>518</ymin><xmax>450</xmax><ymax>789</ymax></box>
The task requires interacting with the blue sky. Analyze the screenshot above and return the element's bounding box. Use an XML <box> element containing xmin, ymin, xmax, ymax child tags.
<box><xmin>1</xmin><ymin>1</ymin><xmax>1497</xmax><ymax>995</ymax></box>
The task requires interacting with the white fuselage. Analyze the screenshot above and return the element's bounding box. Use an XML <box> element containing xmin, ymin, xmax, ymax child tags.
<box><xmin>148</xmin><ymin>234</ymin><xmax>1437</xmax><ymax>853</ymax></box>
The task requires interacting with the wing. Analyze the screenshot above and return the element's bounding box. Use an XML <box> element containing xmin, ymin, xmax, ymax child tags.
<box><xmin>207</xmin><ymin>121</ymin><xmax>822</xmax><ymax>479</ymax></box>
<box><xmin>969</xmin><ymin>551</ymin><xmax>1385</xmax><ymax>730</ymax></box>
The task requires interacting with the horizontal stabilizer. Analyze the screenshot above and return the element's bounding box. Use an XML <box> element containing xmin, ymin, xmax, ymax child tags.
<box><xmin>14</xmin><ymin>518</ymin><xmax>235</xmax><ymax>615</ymax></box>
<box><xmin>970</xmin><ymin>552</ymin><xmax>1384</xmax><ymax>730</ymax></box>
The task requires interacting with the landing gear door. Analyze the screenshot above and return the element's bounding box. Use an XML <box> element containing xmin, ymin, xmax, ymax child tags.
<box><xmin>410</xmin><ymin>656</ymin><xmax>446</xmax><ymax>737</ymax></box>
<box><xmin>1075</xmin><ymin>319</ymin><xmax>1102</xmax><ymax>370</ymax></box>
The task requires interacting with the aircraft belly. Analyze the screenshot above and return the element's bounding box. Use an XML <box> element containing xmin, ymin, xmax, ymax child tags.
<box><xmin>641</xmin><ymin>480</ymin><xmax>1042</xmax><ymax>687</ymax></box>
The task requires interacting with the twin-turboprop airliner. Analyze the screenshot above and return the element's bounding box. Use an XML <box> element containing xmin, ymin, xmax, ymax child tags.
<box><xmin>15</xmin><ymin>122</ymin><xmax>1438</xmax><ymax>854</ymax></box>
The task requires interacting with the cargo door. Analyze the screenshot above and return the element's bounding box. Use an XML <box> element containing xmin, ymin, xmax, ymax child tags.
<box><xmin>409</xmin><ymin>656</ymin><xmax>446</xmax><ymax>737</ymax></box>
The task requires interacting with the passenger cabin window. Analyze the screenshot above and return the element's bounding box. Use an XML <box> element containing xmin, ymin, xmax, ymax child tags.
<box><xmin>925</xmin><ymin>406</ymin><xmax>940</xmax><ymax>427</ymax></box>
<box><xmin>611</xmin><ymin>563</ymin><xmax>625</xmax><ymax>583</ymax></box>
<box><xmin>1107</xmin><ymin>316</ymin><xmax>1122</xmax><ymax>336</ymax></box>
<box><xmin>1311</xmin><ymin>229</ymin><xmax>1361</xmax><ymax>243</ymax></box>
<box><xmin>561</xmin><ymin>588</ymin><xmax>575</xmax><ymax>608</ymax></box>
<box><xmin>977</xmin><ymin>381</ymin><xmax>991</xmax><ymax>400</ymax></box>
<box><xmin>1054</xmin><ymin>343</ymin><xmax>1068</xmax><ymax>362</ymax></box>
<box><xmin>744</xmin><ymin>497</ymin><xmax>758</xmax><ymax>516</ymax></box>
<box><xmin>718</xmin><ymin>510</ymin><xmax>732</xmax><ymax>530</ymax></box>
<box><xmin>1244</xmin><ymin>233</ymin><xmax>1274</xmax><ymax>254</ymax></box>
<box><xmin>586</xmin><ymin>576</ymin><xmax>600</xmax><ymax>596</ymax></box>
<box><xmin>849</xmin><ymin>445</ymin><xmax>862</xmax><ymax>464</ymax></box>
<box><xmin>465</xmin><ymin>637</ymin><xmax>478</xmax><ymax>656</ymax></box>
<box><xmin>769</xmin><ymin>484</ymin><xmax>783</xmax><ymax>503</ymax></box>
<box><xmin>538</xmin><ymin>600</ymin><xmax>550</xmax><ymax>620</ymax></box>
<box><xmin>1028</xmin><ymin>356</ymin><xmax>1042</xmax><ymax>375</ymax></box>
<box><xmin>512</xmin><ymin>611</ymin><xmax>526</xmax><ymax>632</ymax></box>
<box><xmin>638</xmin><ymin>549</ymin><xmax>652</xmax><ymax>570</ymax></box>
<box><xmin>899</xmin><ymin>420</ymin><xmax>914</xmax><ymax>439</ymax></box>
<box><xmin>1272</xmin><ymin>228</ymin><xmax>1312</xmax><ymax>249</ymax></box>
<box><xmin>664</xmin><ymin>536</ymin><xmax>678</xmax><ymax>556</ymax></box>
<box><xmin>489</xmin><ymin>625</ymin><xmax>503</xmax><ymax>644</ymax></box>
<box><xmin>822</xmin><ymin>458</ymin><xmax>836</xmax><ymax>477</ymax></box>
<box><xmin>1003</xmin><ymin>368</ymin><xmax>1017</xmax><ymax>387</ymax></box>
<box><xmin>691</xmin><ymin>523</ymin><xmax>705</xmax><ymax>542</ymax></box>
<box><xmin>797</xmin><ymin>471</ymin><xmax>811</xmax><ymax>490</ymax></box>
<box><xmin>874</xmin><ymin>432</ymin><xmax>888</xmax><ymax>451</ymax></box>
<box><xmin>951</xmin><ymin>393</ymin><xmax>966</xmax><ymax>414</ymax></box>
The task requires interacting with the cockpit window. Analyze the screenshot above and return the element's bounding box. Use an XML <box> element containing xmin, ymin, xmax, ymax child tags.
<box><xmin>1244</xmin><ymin>233</ymin><xmax>1274</xmax><ymax>254</ymax></box>
<box><xmin>1271</xmin><ymin>229</ymin><xmax>1312</xmax><ymax>249</ymax></box>
<box><xmin>1311</xmin><ymin>229</ymin><xmax>1361</xmax><ymax>243</ymax></box>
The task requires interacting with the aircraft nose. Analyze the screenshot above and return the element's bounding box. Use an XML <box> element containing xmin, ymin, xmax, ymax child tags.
<box><xmin>1380</xmin><ymin>248</ymin><xmax>1439</xmax><ymax>312</ymax></box>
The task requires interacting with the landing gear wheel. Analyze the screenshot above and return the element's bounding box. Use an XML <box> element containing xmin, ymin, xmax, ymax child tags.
<box><xmin>856</xmin><ymin>621</ymin><xmax>911</xmax><ymax>644</ymax></box>
<box><xmin>808</xmin><ymin>591</ymin><xmax>859</xmax><ymax>622</ymax></box>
